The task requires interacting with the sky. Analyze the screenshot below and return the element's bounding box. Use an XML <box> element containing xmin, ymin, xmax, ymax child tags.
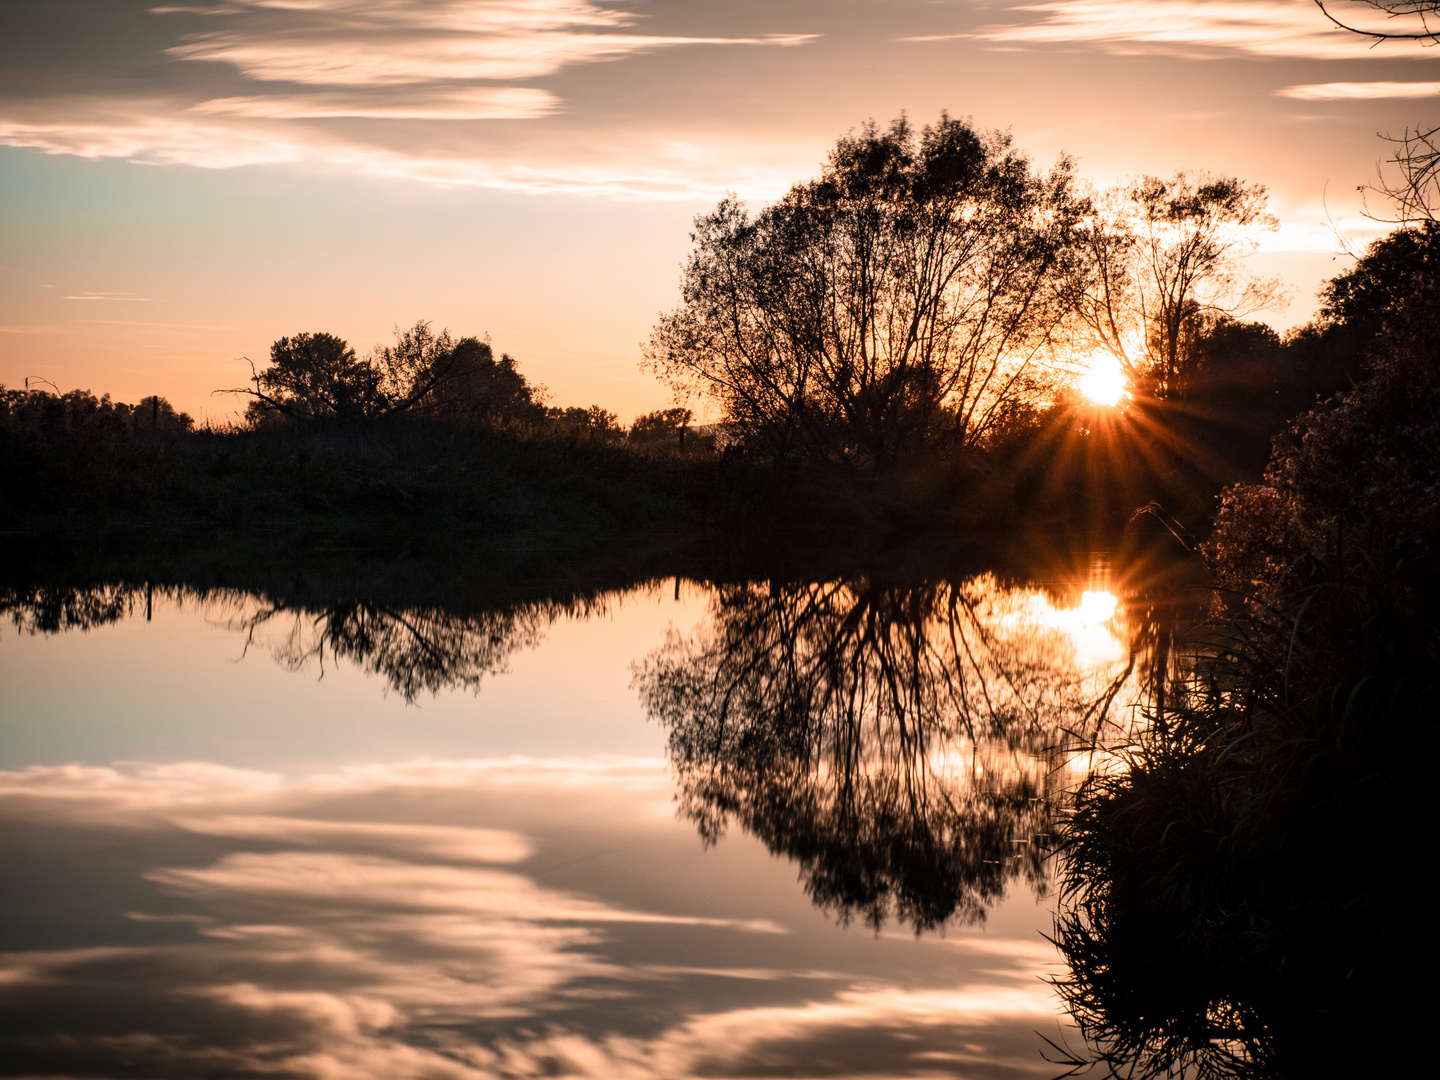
<box><xmin>1</xmin><ymin>0</ymin><xmax>1437</xmax><ymax>424</ymax></box>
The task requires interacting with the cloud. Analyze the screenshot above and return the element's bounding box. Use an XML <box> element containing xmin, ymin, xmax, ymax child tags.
<box><xmin>149</xmin><ymin>849</ymin><xmax>787</xmax><ymax>931</ymax></box>
<box><xmin>0</xmin><ymin>0</ymin><xmax>816</xmax><ymax>199</ymax></box>
<box><xmin>63</xmin><ymin>291</ymin><xmax>162</xmax><ymax>301</ymax></box>
<box><xmin>962</xmin><ymin>0</ymin><xmax>1418</xmax><ymax>60</ymax></box>
<box><xmin>1278</xmin><ymin>80</ymin><xmax>1440</xmax><ymax>99</ymax></box>
<box><xmin>191</xmin><ymin>87</ymin><xmax>560</xmax><ymax>119</ymax></box>
<box><xmin>163</xmin><ymin>0</ymin><xmax>812</xmax><ymax>85</ymax></box>
<box><xmin>172</xmin><ymin>815</ymin><xmax>536</xmax><ymax>862</ymax></box>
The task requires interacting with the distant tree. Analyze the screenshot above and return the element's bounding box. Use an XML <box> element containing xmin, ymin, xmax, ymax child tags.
<box><xmin>380</xmin><ymin>325</ymin><xmax>544</xmax><ymax>423</ymax></box>
<box><xmin>1059</xmin><ymin>172</ymin><xmax>1287</xmax><ymax>399</ymax></box>
<box><xmin>645</xmin><ymin>114</ymin><xmax>1080</xmax><ymax>467</ymax></box>
<box><xmin>546</xmin><ymin>404</ymin><xmax>624</xmax><ymax>439</ymax></box>
<box><xmin>242</xmin><ymin>331</ymin><xmax>383</xmax><ymax>423</ymax></box>
<box><xmin>628</xmin><ymin>407</ymin><xmax>692</xmax><ymax>447</ymax></box>
<box><xmin>0</xmin><ymin>386</ymin><xmax>192</xmax><ymax>439</ymax></box>
<box><xmin>237</xmin><ymin>322</ymin><xmax>545</xmax><ymax>426</ymax></box>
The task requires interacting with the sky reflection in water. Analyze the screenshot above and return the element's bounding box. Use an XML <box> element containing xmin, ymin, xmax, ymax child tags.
<box><xmin>0</xmin><ymin>574</ymin><xmax>1142</xmax><ymax>1078</ymax></box>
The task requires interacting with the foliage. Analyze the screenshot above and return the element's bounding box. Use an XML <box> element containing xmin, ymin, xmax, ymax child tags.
<box><xmin>377</xmin><ymin>324</ymin><xmax>546</xmax><ymax>423</ymax></box>
<box><xmin>243</xmin><ymin>331</ymin><xmax>381</xmax><ymax>422</ymax></box>
<box><xmin>628</xmin><ymin>406</ymin><xmax>692</xmax><ymax>446</ymax></box>
<box><xmin>1318</xmin><ymin>219</ymin><xmax>1440</xmax><ymax>331</ymax></box>
<box><xmin>545</xmin><ymin>404</ymin><xmax>624</xmax><ymax>439</ymax></box>
<box><xmin>645</xmin><ymin>114</ymin><xmax>1080</xmax><ymax>468</ymax></box>
<box><xmin>1</xmin><ymin>386</ymin><xmax>192</xmax><ymax>439</ymax></box>
<box><xmin>1058</xmin><ymin>172</ymin><xmax>1286</xmax><ymax>399</ymax></box>
<box><xmin>1207</xmin><ymin>277</ymin><xmax>1440</xmax><ymax>602</ymax></box>
<box><xmin>241</xmin><ymin>322</ymin><xmax>547</xmax><ymax>425</ymax></box>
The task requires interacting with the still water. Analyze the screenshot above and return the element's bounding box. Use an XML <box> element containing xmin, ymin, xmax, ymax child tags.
<box><xmin>0</xmin><ymin>565</ymin><xmax>1161</xmax><ymax>1078</ymax></box>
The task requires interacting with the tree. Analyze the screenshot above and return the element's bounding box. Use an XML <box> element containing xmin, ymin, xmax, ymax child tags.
<box><xmin>379</xmin><ymin>325</ymin><xmax>544</xmax><ymax>423</ymax></box>
<box><xmin>1059</xmin><ymin>173</ymin><xmax>1286</xmax><ymax>399</ymax></box>
<box><xmin>628</xmin><ymin>407</ymin><xmax>692</xmax><ymax>446</ymax></box>
<box><xmin>1317</xmin><ymin>218</ymin><xmax>1440</xmax><ymax>330</ymax></box>
<box><xmin>242</xmin><ymin>331</ymin><xmax>384</xmax><ymax>422</ymax></box>
<box><xmin>238</xmin><ymin>322</ymin><xmax>545</xmax><ymax>425</ymax></box>
<box><xmin>644</xmin><ymin>114</ymin><xmax>1080</xmax><ymax>467</ymax></box>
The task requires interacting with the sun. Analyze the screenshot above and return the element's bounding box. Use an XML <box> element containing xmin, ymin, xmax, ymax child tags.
<box><xmin>1077</xmin><ymin>354</ymin><xmax>1129</xmax><ymax>406</ymax></box>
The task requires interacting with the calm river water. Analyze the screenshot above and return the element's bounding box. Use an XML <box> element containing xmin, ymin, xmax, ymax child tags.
<box><xmin>0</xmin><ymin>558</ymin><xmax>1174</xmax><ymax>1078</ymax></box>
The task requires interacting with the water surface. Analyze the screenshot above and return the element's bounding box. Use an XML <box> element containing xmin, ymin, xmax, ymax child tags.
<box><xmin>0</xmin><ymin>564</ymin><xmax>1162</xmax><ymax>1078</ymax></box>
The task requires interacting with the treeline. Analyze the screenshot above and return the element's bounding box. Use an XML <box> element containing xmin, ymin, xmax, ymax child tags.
<box><xmin>0</xmin><ymin>320</ymin><xmax>716</xmax><ymax>545</ymax></box>
<box><xmin>233</xmin><ymin>321</ymin><xmax>704</xmax><ymax>449</ymax></box>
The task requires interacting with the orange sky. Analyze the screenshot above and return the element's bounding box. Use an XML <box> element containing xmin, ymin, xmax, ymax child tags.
<box><xmin>1</xmin><ymin>0</ymin><xmax>1433</xmax><ymax>423</ymax></box>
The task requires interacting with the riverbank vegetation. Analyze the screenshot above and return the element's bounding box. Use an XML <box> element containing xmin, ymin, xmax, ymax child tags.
<box><xmin>1049</xmin><ymin>263</ymin><xmax>1439</xmax><ymax>1076</ymax></box>
<box><xmin>6</xmin><ymin>116</ymin><xmax>1429</xmax><ymax>559</ymax></box>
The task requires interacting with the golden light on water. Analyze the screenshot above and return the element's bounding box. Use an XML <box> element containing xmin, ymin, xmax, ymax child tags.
<box><xmin>1077</xmin><ymin>354</ymin><xmax>1129</xmax><ymax>406</ymax></box>
<box><xmin>983</xmin><ymin>579</ymin><xmax>1126</xmax><ymax>667</ymax></box>
<box><xmin>1030</xmin><ymin>589</ymin><xmax>1124</xmax><ymax>666</ymax></box>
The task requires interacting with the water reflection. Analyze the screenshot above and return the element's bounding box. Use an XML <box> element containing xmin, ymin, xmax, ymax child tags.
<box><xmin>0</xmin><ymin>756</ymin><xmax>1064</xmax><ymax>1079</ymax></box>
<box><xmin>2</xmin><ymin>583</ymin><xmax>608</xmax><ymax>703</ymax></box>
<box><xmin>634</xmin><ymin>573</ymin><xmax>1147</xmax><ymax>932</ymax></box>
<box><xmin>0</xmin><ymin>560</ymin><xmax>1195</xmax><ymax>1079</ymax></box>
<box><xmin>226</xmin><ymin>596</ymin><xmax>598</xmax><ymax>702</ymax></box>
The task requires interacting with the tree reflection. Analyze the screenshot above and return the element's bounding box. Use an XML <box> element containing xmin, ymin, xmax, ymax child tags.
<box><xmin>227</xmin><ymin>597</ymin><xmax>587</xmax><ymax>702</ymax></box>
<box><xmin>1</xmin><ymin>583</ymin><xmax>605</xmax><ymax>703</ymax></box>
<box><xmin>0</xmin><ymin>583</ymin><xmax>144</xmax><ymax>633</ymax></box>
<box><xmin>635</xmin><ymin>574</ymin><xmax>1145</xmax><ymax>931</ymax></box>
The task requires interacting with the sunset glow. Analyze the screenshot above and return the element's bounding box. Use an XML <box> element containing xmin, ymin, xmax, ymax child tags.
<box><xmin>1078</xmin><ymin>354</ymin><xmax>1129</xmax><ymax>406</ymax></box>
<box><xmin>0</xmin><ymin>0</ymin><xmax>1413</xmax><ymax>421</ymax></box>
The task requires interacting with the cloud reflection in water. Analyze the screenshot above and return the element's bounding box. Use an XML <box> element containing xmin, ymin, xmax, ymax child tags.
<box><xmin>0</xmin><ymin>756</ymin><xmax>1065</xmax><ymax>1078</ymax></box>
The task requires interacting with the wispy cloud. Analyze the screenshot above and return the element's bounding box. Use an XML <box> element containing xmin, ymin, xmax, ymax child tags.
<box><xmin>960</xmin><ymin>0</ymin><xmax>1413</xmax><ymax>60</ymax></box>
<box><xmin>163</xmin><ymin>0</ymin><xmax>813</xmax><ymax>85</ymax></box>
<box><xmin>1278</xmin><ymin>80</ymin><xmax>1440</xmax><ymax>99</ymax></box>
<box><xmin>0</xmin><ymin>0</ymin><xmax>816</xmax><ymax>198</ymax></box>
<box><xmin>172</xmin><ymin>815</ymin><xmax>536</xmax><ymax>862</ymax></box>
<box><xmin>191</xmin><ymin>87</ymin><xmax>560</xmax><ymax>119</ymax></box>
<box><xmin>63</xmin><ymin>291</ymin><xmax>161</xmax><ymax>302</ymax></box>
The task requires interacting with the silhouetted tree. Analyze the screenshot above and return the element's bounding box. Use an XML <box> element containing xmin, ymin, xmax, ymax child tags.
<box><xmin>0</xmin><ymin>387</ymin><xmax>193</xmax><ymax>439</ymax></box>
<box><xmin>628</xmin><ymin>407</ymin><xmax>692</xmax><ymax>447</ymax></box>
<box><xmin>645</xmin><ymin>114</ymin><xmax>1081</xmax><ymax>468</ymax></box>
<box><xmin>546</xmin><ymin>404</ymin><xmax>624</xmax><ymax>439</ymax></box>
<box><xmin>242</xmin><ymin>331</ymin><xmax>383</xmax><ymax>422</ymax></box>
<box><xmin>1059</xmin><ymin>173</ymin><xmax>1286</xmax><ymax>399</ymax></box>
<box><xmin>239</xmin><ymin>322</ymin><xmax>546</xmax><ymax>426</ymax></box>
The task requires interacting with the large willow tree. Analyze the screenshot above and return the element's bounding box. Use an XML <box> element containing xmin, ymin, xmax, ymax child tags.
<box><xmin>644</xmin><ymin>115</ymin><xmax>1080</xmax><ymax>467</ymax></box>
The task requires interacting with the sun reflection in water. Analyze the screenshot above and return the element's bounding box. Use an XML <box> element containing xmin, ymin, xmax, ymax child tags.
<box><xmin>987</xmin><ymin>585</ymin><xmax>1125</xmax><ymax>667</ymax></box>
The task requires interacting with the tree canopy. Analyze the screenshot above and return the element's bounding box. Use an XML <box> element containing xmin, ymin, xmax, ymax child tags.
<box><xmin>1058</xmin><ymin>172</ymin><xmax>1285</xmax><ymax>400</ymax></box>
<box><xmin>240</xmin><ymin>322</ymin><xmax>545</xmax><ymax>425</ymax></box>
<box><xmin>645</xmin><ymin>114</ymin><xmax>1081</xmax><ymax>467</ymax></box>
